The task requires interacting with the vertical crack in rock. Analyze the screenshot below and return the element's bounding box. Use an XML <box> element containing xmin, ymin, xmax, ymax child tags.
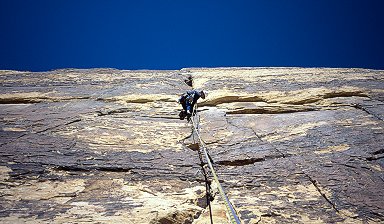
<box><xmin>249</xmin><ymin>126</ymin><xmax>286</xmax><ymax>159</ymax></box>
<box><xmin>304</xmin><ymin>173</ymin><xmax>339</xmax><ymax>213</ymax></box>
<box><xmin>351</xmin><ymin>103</ymin><xmax>383</xmax><ymax>121</ymax></box>
<box><xmin>380</xmin><ymin>176</ymin><xmax>384</xmax><ymax>183</ymax></box>
<box><xmin>226</xmin><ymin>115</ymin><xmax>287</xmax><ymax>159</ymax></box>
<box><xmin>183</xmin><ymin>120</ymin><xmax>215</xmax><ymax>223</ymax></box>
<box><xmin>0</xmin><ymin>133</ymin><xmax>27</xmax><ymax>147</ymax></box>
<box><xmin>35</xmin><ymin>118</ymin><xmax>82</xmax><ymax>134</ymax></box>
<box><xmin>2</xmin><ymin>116</ymin><xmax>80</xmax><ymax>147</ymax></box>
<box><xmin>0</xmin><ymin>117</ymin><xmax>82</xmax><ymax>147</ymax></box>
<box><xmin>196</xmin><ymin>164</ymin><xmax>215</xmax><ymax>221</ymax></box>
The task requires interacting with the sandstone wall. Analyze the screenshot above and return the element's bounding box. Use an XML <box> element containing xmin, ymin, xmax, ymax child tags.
<box><xmin>0</xmin><ymin>67</ymin><xmax>383</xmax><ymax>223</ymax></box>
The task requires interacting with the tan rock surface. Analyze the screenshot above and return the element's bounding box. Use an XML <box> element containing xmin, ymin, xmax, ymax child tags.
<box><xmin>0</xmin><ymin>67</ymin><xmax>383</xmax><ymax>223</ymax></box>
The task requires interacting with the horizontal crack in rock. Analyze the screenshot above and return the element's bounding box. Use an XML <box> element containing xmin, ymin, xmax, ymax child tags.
<box><xmin>323</xmin><ymin>91</ymin><xmax>368</xmax><ymax>100</ymax></box>
<box><xmin>216</xmin><ymin>158</ymin><xmax>264</xmax><ymax>166</ymax></box>
<box><xmin>54</xmin><ymin>165</ymin><xmax>90</xmax><ymax>172</ymax></box>
<box><xmin>367</xmin><ymin>149</ymin><xmax>384</xmax><ymax>161</ymax></box>
<box><xmin>96</xmin><ymin>167</ymin><xmax>132</xmax><ymax>172</ymax></box>
<box><xmin>200</xmin><ymin>95</ymin><xmax>265</xmax><ymax>107</ymax></box>
<box><xmin>0</xmin><ymin>96</ymin><xmax>91</xmax><ymax>104</ymax></box>
<box><xmin>373</xmin><ymin>149</ymin><xmax>384</xmax><ymax>155</ymax></box>
<box><xmin>0</xmin><ymin>98</ymin><xmax>37</xmax><ymax>104</ymax></box>
<box><xmin>226</xmin><ymin>107</ymin><xmax>316</xmax><ymax>114</ymax></box>
<box><xmin>96</xmin><ymin>108</ymin><xmax>131</xmax><ymax>116</ymax></box>
<box><xmin>54</xmin><ymin>165</ymin><xmax>132</xmax><ymax>172</ymax></box>
<box><xmin>287</xmin><ymin>91</ymin><xmax>368</xmax><ymax>105</ymax></box>
<box><xmin>139</xmin><ymin>115</ymin><xmax>181</xmax><ymax>120</ymax></box>
<box><xmin>97</xmin><ymin>98</ymin><xmax>155</xmax><ymax>103</ymax></box>
<box><xmin>97</xmin><ymin>95</ymin><xmax>175</xmax><ymax>104</ymax></box>
<box><xmin>367</xmin><ymin>155</ymin><xmax>384</xmax><ymax>161</ymax></box>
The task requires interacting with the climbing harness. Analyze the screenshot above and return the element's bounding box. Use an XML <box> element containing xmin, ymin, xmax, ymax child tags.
<box><xmin>190</xmin><ymin>105</ymin><xmax>241</xmax><ymax>224</ymax></box>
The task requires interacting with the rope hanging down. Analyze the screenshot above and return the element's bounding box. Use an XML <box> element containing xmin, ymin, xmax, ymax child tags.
<box><xmin>191</xmin><ymin>105</ymin><xmax>241</xmax><ymax>224</ymax></box>
<box><xmin>193</xmin><ymin>123</ymin><xmax>214</xmax><ymax>224</ymax></box>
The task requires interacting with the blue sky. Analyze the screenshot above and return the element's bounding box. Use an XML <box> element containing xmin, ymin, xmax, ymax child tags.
<box><xmin>0</xmin><ymin>0</ymin><xmax>383</xmax><ymax>71</ymax></box>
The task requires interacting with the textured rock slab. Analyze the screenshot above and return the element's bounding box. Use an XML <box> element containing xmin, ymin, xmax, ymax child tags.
<box><xmin>0</xmin><ymin>67</ymin><xmax>383</xmax><ymax>223</ymax></box>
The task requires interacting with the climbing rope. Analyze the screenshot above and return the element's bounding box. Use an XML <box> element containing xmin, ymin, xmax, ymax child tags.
<box><xmin>196</xmin><ymin>142</ymin><xmax>214</xmax><ymax>224</ymax></box>
<box><xmin>190</xmin><ymin>105</ymin><xmax>241</xmax><ymax>224</ymax></box>
<box><xmin>191</xmin><ymin>112</ymin><xmax>214</xmax><ymax>224</ymax></box>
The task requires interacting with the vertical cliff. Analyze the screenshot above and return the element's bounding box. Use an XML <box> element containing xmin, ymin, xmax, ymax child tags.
<box><xmin>0</xmin><ymin>68</ymin><xmax>383</xmax><ymax>223</ymax></box>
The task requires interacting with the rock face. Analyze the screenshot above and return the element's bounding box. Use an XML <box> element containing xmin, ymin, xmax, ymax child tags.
<box><xmin>0</xmin><ymin>67</ymin><xmax>383</xmax><ymax>223</ymax></box>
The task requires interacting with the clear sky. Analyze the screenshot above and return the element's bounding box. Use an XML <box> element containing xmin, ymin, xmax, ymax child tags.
<box><xmin>0</xmin><ymin>0</ymin><xmax>383</xmax><ymax>71</ymax></box>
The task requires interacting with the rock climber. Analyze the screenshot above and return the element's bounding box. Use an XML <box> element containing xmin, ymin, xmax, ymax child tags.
<box><xmin>178</xmin><ymin>90</ymin><xmax>206</xmax><ymax>120</ymax></box>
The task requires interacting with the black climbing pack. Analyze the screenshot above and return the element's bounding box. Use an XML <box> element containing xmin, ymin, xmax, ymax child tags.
<box><xmin>179</xmin><ymin>110</ymin><xmax>187</xmax><ymax>120</ymax></box>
